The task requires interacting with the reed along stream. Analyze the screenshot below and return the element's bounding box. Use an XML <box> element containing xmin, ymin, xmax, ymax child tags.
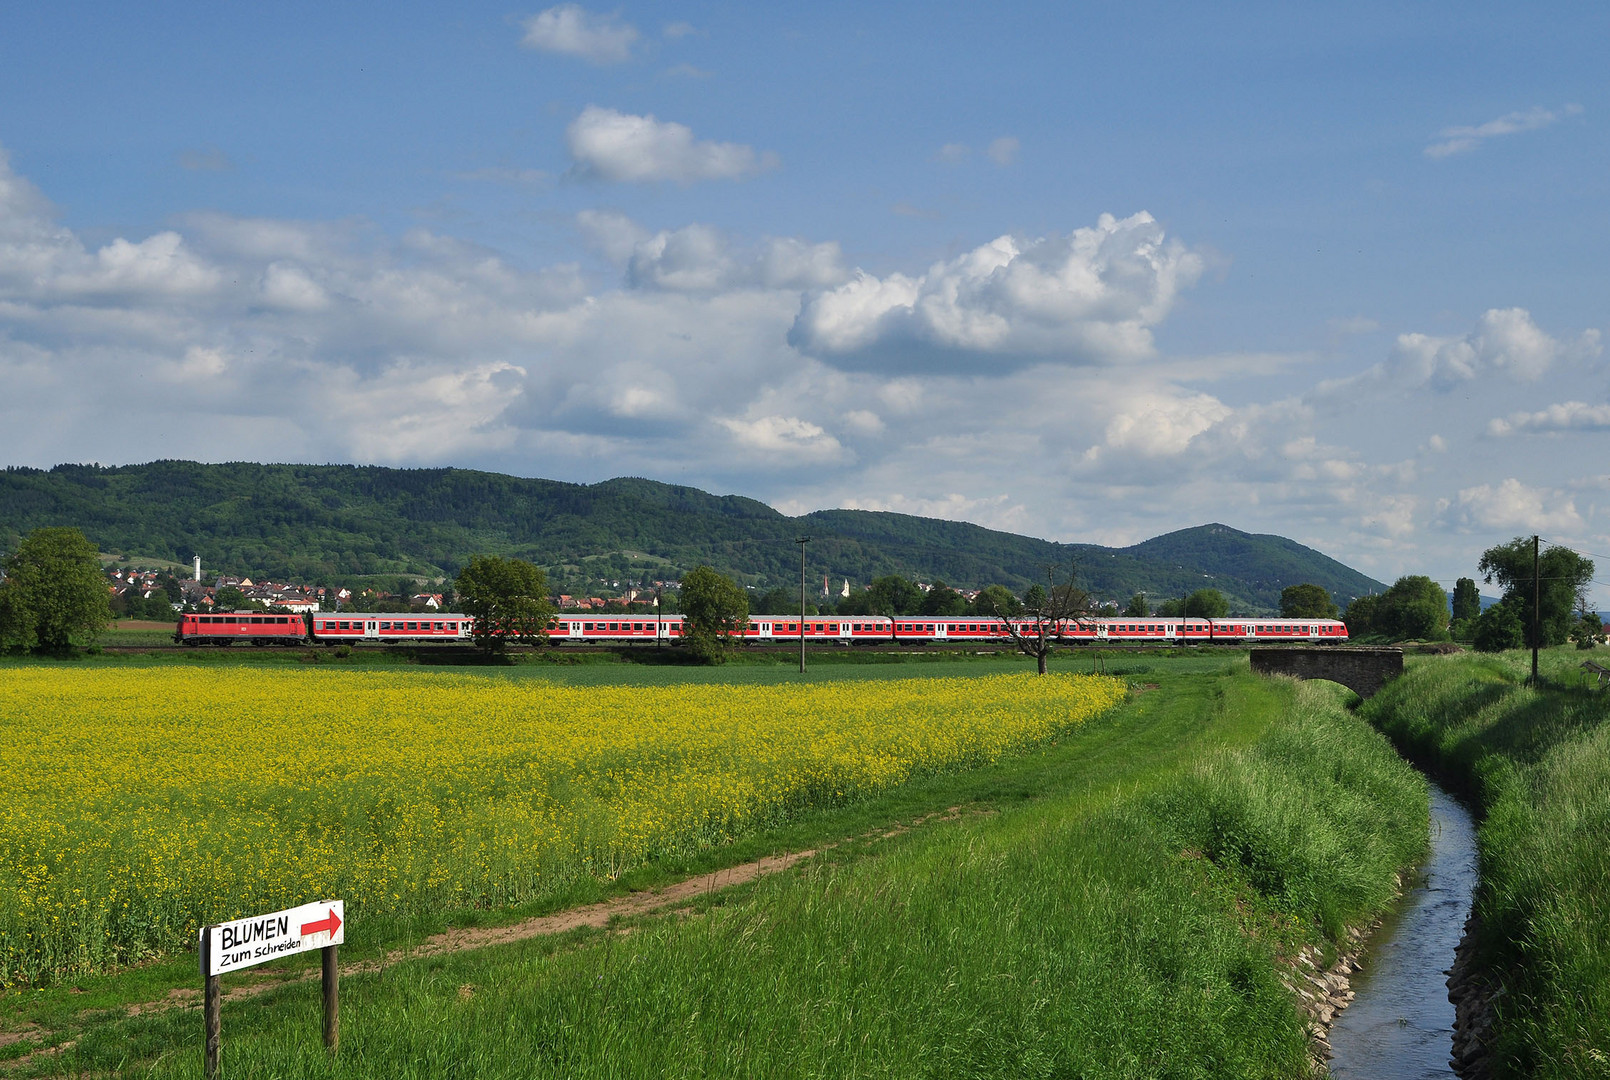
<box><xmin>1327</xmin><ymin>781</ymin><xmax>1478</xmax><ymax>1079</ymax></box>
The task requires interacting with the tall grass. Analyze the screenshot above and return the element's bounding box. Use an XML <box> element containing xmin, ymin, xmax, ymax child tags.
<box><xmin>1364</xmin><ymin>649</ymin><xmax>1610</xmax><ymax>1079</ymax></box>
<box><xmin>118</xmin><ymin>675</ymin><xmax>1425</xmax><ymax>1079</ymax></box>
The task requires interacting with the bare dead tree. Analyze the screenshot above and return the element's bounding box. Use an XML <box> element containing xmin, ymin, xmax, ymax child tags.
<box><xmin>990</xmin><ymin>562</ymin><xmax>1096</xmax><ymax>674</ymax></box>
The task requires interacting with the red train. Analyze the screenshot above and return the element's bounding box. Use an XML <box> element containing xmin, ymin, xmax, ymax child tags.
<box><xmin>177</xmin><ymin>611</ymin><xmax>1347</xmax><ymax>646</ymax></box>
<box><xmin>543</xmin><ymin>615</ymin><xmax>1347</xmax><ymax>645</ymax></box>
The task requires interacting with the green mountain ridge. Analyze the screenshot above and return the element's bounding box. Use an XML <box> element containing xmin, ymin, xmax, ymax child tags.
<box><xmin>0</xmin><ymin>461</ymin><xmax>1386</xmax><ymax>614</ymax></box>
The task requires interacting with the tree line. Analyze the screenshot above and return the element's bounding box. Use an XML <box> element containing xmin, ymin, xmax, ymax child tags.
<box><xmin>5</xmin><ymin>526</ymin><xmax>1599</xmax><ymax>661</ymax></box>
<box><xmin>1339</xmin><ymin>537</ymin><xmax>1601</xmax><ymax>651</ymax></box>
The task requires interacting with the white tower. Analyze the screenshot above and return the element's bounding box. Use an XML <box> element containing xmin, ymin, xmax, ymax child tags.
<box><xmin>193</xmin><ymin>555</ymin><xmax>202</xmax><ymax>582</ymax></box>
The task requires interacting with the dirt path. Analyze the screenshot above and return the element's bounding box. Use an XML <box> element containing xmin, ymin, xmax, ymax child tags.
<box><xmin>3</xmin><ymin>805</ymin><xmax>987</xmax><ymax>1071</ymax></box>
<box><xmin>1</xmin><ymin>848</ymin><xmax>819</xmax><ymax>1071</ymax></box>
<box><xmin>147</xmin><ymin>848</ymin><xmax>819</xmax><ymax>1014</ymax></box>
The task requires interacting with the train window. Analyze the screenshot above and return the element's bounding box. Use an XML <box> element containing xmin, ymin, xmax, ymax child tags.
<box><xmin>631</xmin><ymin>623</ymin><xmax>641</xmax><ymax>631</ymax></box>
<box><xmin>829</xmin><ymin>624</ymin><xmax>838</xmax><ymax>633</ymax></box>
<box><xmin>925</xmin><ymin>624</ymin><xmax>934</xmax><ymax>633</ymax></box>
<box><xmin>402</xmin><ymin>622</ymin><xmax>414</xmax><ymax>631</ymax></box>
<box><xmin>380</xmin><ymin>622</ymin><xmax>391</xmax><ymax>630</ymax></box>
<box><xmin>583</xmin><ymin>623</ymin><xmax>594</xmax><ymax>631</ymax></box>
<box><xmin>448</xmin><ymin>623</ymin><xmax>457</xmax><ymax>632</ymax></box>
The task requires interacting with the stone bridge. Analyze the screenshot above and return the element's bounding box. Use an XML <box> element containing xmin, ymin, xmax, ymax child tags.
<box><xmin>1249</xmin><ymin>647</ymin><xmax>1404</xmax><ymax>699</ymax></box>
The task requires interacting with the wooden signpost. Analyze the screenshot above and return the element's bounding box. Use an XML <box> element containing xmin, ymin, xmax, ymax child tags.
<box><xmin>198</xmin><ymin>899</ymin><xmax>344</xmax><ymax>1078</ymax></box>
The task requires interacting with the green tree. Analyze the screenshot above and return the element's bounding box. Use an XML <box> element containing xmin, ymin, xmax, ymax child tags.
<box><xmin>972</xmin><ymin>584</ymin><xmax>1022</xmax><ymax>617</ymax></box>
<box><xmin>1155</xmin><ymin>597</ymin><xmax>1186</xmax><ymax>618</ymax></box>
<box><xmin>455</xmin><ymin>555</ymin><xmax>556</xmax><ymax>655</ymax></box>
<box><xmin>1449</xmin><ymin>577</ymin><xmax>1481</xmax><ymax>641</ymax></box>
<box><xmin>867</xmin><ymin>575</ymin><xmax>923</xmax><ymax>616</ymax></box>
<box><xmin>835</xmin><ymin>589</ymin><xmax>872</xmax><ymax>616</ymax></box>
<box><xmin>1343</xmin><ymin>594</ymin><xmax>1381</xmax><ymax>638</ymax></box>
<box><xmin>1124</xmin><ymin>593</ymin><xmax>1149</xmax><ymax>617</ymax></box>
<box><xmin>919</xmin><ymin>580</ymin><xmax>968</xmax><ymax>617</ymax></box>
<box><xmin>753</xmin><ymin>586</ymin><xmax>798</xmax><ymax>615</ymax></box>
<box><xmin>679</xmin><ymin>566</ymin><xmax>749</xmax><ymax>664</ymax></box>
<box><xmin>213</xmin><ymin>586</ymin><xmax>253</xmax><ymax>611</ymax></box>
<box><xmin>1478</xmin><ymin>538</ymin><xmax>1595</xmax><ymax>649</ymax></box>
<box><xmin>1571</xmin><ymin>607</ymin><xmax>1605</xmax><ymax>650</ymax></box>
<box><xmin>1473</xmin><ymin>597</ymin><xmax>1525</xmax><ymax>653</ymax></box>
<box><xmin>1375</xmin><ymin>575</ymin><xmax>1450</xmax><ymax>640</ymax></box>
<box><xmin>1184</xmin><ymin>588</ymin><xmax>1229</xmax><ymax>619</ymax></box>
<box><xmin>1280</xmin><ymin>583</ymin><xmax>1339</xmax><ymax>619</ymax></box>
<box><xmin>0</xmin><ymin>527</ymin><xmax>112</xmax><ymax>652</ymax></box>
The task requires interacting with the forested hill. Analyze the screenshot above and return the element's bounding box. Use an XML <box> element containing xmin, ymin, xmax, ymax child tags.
<box><xmin>0</xmin><ymin>462</ymin><xmax>1385</xmax><ymax>612</ymax></box>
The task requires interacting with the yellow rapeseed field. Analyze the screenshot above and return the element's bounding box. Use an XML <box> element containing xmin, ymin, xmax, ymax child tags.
<box><xmin>0</xmin><ymin>668</ymin><xmax>1125</xmax><ymax>985</ymax></box>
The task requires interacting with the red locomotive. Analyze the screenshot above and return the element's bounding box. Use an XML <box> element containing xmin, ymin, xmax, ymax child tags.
<box><xmin>174</xmin><ymin>611</ymin><xmax>307</xmax><ymax>646</ymax></box>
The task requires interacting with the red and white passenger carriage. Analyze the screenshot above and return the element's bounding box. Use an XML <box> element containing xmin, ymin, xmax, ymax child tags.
<box><xmin>179</xmin><ymin>610</ymin><xmax>1347</xmax><ymax>647</ymax></box>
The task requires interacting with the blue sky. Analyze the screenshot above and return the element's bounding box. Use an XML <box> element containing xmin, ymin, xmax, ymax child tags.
<box><xmin>2</xmin><ymin>1</ymin><xmax>1607</xmax><ymax>600</ymax></box>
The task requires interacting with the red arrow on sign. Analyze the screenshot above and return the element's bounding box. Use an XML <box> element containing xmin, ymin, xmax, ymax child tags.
<box><xmin>299</xmin><ymin>909</ymin><xmax>342</xmax><ymax>938</ymax></box>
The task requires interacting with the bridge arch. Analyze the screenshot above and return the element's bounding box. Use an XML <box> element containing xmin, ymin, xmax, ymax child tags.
<box><xmin>1249</xmin><ymin>647</ymin><xmax>1403</xmax><ymax>699</ymax></box>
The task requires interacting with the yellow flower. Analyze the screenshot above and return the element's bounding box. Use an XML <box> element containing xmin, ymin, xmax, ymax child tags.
<box><xmin>0</xmin><ymin>667</ymin><xmax>1123</xmax><ymax>985</ymax></box>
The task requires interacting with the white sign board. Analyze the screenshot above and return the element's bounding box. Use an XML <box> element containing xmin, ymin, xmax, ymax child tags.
<box><xmin>202</xmin><ymin>900</ymin><xmax>344</xmax><ymax>977</ymax></box>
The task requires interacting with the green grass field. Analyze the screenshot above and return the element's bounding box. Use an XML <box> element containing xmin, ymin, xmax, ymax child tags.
<box><xmin>0</xmin><ymin>653</ymin><xmax>1427</xmax><ymax>1078</ymax></box>
<box><xmin>1364</xmin><ymin>647</ymin><xmax>1610</xmax><ymax>1080</ymax></box>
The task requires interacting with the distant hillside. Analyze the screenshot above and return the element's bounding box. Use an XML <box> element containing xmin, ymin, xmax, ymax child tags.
<box><xmin>0</xmin><ymin>462</ymin><xmax>1385</xmax><ymax>613</ymax></box>
<box><xmin>1120</xmin><ymin>524</ymin><xmax>1384</xmax><ymax>608</ymax></box>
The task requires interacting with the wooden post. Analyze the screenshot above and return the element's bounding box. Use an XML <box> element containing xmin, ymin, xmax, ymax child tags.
<box><xmin>1531</xmin><ymin>534</ymin><xmax>1541</xmax><ymax>686</ymax></box>
<box><xmin>796</xmin><ymin>537</ymin><xmax>810</xmax><ymax>674</ymax></box>
<box><xmin>202</xmin><ymin>927</ymin><xmax>221</xmax><ymax>1080</ymax></box>
<box><xmin>322</xmin><ymin>944</ymin><xmax>339</xmax><ymax>1054</ymax></box>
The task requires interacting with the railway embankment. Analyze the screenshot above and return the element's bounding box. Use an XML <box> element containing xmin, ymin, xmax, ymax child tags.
<box><xmin>1362</xmin><ymin>649</ymin><xmax>1610</xmax><ymax>1080</ymax></box>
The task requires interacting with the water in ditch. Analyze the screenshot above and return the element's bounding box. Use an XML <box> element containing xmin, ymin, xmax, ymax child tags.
<box><xmin>1326</xmin><ymin>781</ymin><xmax>1479</xmax><ymax>1079</ymax></box>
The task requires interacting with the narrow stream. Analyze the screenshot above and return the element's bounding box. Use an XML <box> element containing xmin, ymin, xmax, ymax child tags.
<box><xmin>1327</xmin><ymin>782</ymin><xmax>1479</xmax><ymax>1079</ymax></box>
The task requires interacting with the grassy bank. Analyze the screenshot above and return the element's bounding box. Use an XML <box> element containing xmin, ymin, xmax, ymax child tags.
<box><xmin>1362</xmin><ymin>648</ymin><xmax>1610</xmax><ymax>1079</ymax></box>
<box><xmin>5</xmin><ymin>663</ymin><xmax>1428</xmax><ymax>1078</ymax></box>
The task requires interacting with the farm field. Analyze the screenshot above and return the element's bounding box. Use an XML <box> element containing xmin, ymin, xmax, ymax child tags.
<box><xmin>0</xmin><ymin>666</ymin><xmax>1126</xmax><ymax>987</ymax></box>
<box><xmin>0</xmin><ymin>655</ymin><xmax>1429</xmax><ymax>1078</ymax></box>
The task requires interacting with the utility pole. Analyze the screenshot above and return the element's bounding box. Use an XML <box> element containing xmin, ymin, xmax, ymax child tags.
<box><xmin>796</xmin><ymin>536</ymin><xmax>810</xmax><ymax>674</ymax></box>
<box><xmin>1532</xmin><ymin>534</ymin><xmax>1541</xmax><ymax>686</ymax></box>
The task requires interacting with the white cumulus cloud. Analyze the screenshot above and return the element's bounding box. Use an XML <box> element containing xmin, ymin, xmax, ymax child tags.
<box><xmin>520</xmin><ymin>5</ymin><xmax>639</xmax><ymax>64</ymax></box>
<box><xmin>718</xmin><ymin>415</ymin><xmax>847</xmax><ymax>462</ymax></box>
<box><xmin>1488</xmin><ymin>400</ymin><xmax>1610</xmax><ymax>437</ymax></box>
<box><xmin>1389</xmin><ymin>307</ymin><xmax>1599</xmax><ymax>389</ymax></box>
<box><xmin>578</xmin><ymin>212</ymin><xmax>845</xmax><ymax>293</ymax></box>
<box><xmin>566</xmin><ymin>106</ymin><xmax>779</xmax><ymax>183</ymax></box>
<box><xmin>1092</xmin><ymin>391</ymin><xmax>1232</xmax><ymax>459</ymax></box>
<box><xmin>1439</xmin><ymin>478</ymin><xmax>1583</xmax><ymax>532</ymax></box>
<box><xmin>789</xmin><ymin>211</ymin><xmax>1204</xmax><ymax>371</ymax></box>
